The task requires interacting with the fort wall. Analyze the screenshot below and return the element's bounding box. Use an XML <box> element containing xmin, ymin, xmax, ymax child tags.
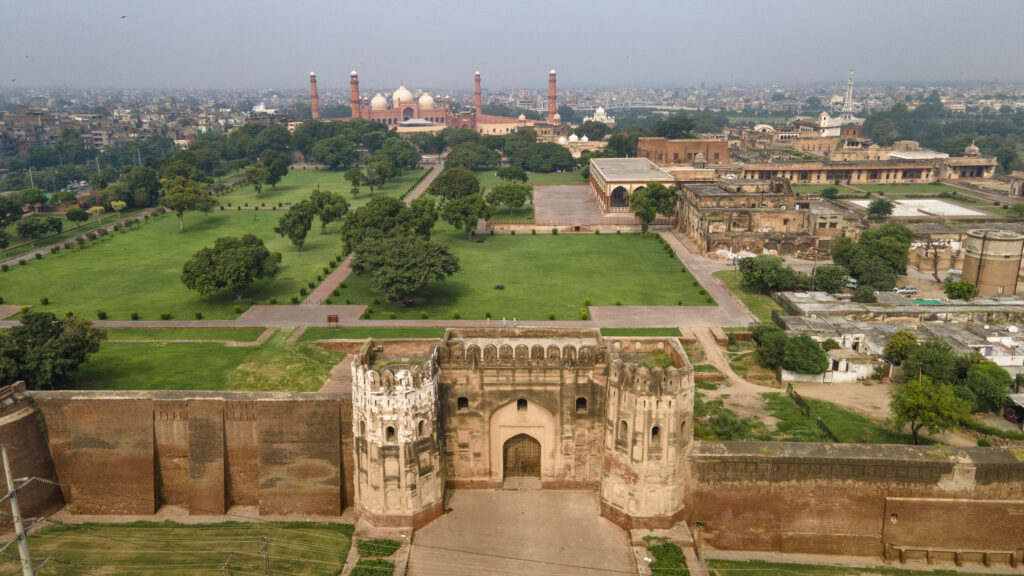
<box><xmin>31</xmin><ymin>390</ymin><xmax>353</xmax><ymax>517</ymax></box>
<box><xmin>0</xmin><ymin>383</ymin><xmax>63</xmax><ymax>532</ymax></box>
<box><xmin>687</xmin><ymin>442</ymin><xmax>1024</xmax><ymax>564</ymax></box>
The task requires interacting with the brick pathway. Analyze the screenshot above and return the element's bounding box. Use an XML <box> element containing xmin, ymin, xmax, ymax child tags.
<box><xmin>660</xmin><ymin>230</ymin><xmax>755</xmax><ymax>326</ymax></box>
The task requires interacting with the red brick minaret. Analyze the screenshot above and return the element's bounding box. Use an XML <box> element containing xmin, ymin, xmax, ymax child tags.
<box><xmin>547</xmin><ymin>69</ymin><xmax>557</xmax><ymax>123</ymax></box>
<box><xmin>350</xmin><ymin>70</ymin><xmax>362</xmax><ymax>119</ymax></box>
<box><xmin>309</xmin><ymin>72</ymin><xmax>320</xmax><ymax>120</ymax></box>
<box><xmin>474</xmin><ymin>71</ymin><xmax>482</xmax><ymax>117</ymax></box>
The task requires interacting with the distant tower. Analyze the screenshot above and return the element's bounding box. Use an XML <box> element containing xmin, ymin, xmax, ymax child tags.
<box><xmin>547</xmin><ymin>69</ymin><xmax>557</xmax><ymax>123</ymax></box>
<box><xmin>838</xmin><ymin>69</ymin><xmax>855</xmax><ymax>121</ymax></box>
<box><xmin>350</xmin><ymin>70</ymin><xmax>362</xmax><ymax>119</ymax></box>
<box><xmin>474</xmin><ymin>71</ymin><xmax>482</xmax><ymax>117</ymax></box>
<box><xmin>351</xmin><ymin>354</ymin><xmax>445</xmax><ymax>529</ymax></box>
<box><xmin>309</xmin><ymin>72</ymin><xmax>320</xmax><ymax>120</ymax></box>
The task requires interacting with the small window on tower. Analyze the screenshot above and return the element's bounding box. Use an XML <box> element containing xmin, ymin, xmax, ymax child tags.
<box><xmin>457</xmin><ymin>397</ymin><xmax>469</xmax><ymax>411</ymax></box>
<box><xmin>517</xmin><ymin>398</ymin><xmax>528</xmax><ymax>412</ymax></box>
<box><xmin>575</xmin><ymin>397</ymin><xmax>588</xmax><ymax>415</ymax></box>
<box><xmin>385</xmin><ymin>426</ymin><xmax>396</xmax><ymax>442</ymax></box>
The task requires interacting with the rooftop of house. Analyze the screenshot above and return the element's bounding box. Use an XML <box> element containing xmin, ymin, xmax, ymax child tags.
<box><xmin>589</xmin><ymin>158</ymin><xmax>674</xmax><ymax>182</ymax></box>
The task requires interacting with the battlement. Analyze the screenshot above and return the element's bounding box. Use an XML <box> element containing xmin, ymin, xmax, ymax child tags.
<box><xmin>0</xmin><ymin>381</ymin><xmax>31</xmax><ymax>417</ymax></box>
<box><xmin>608</xmin><ymin>359</ymin><xmax>691</xmax><ymax>396</ymax></box>
<box><xmin>352</xmin><ymin>357</ymin><xmax>439</xmax><ymax>396</ymax></box>
<box><xmin>438</xmin><ymin>341</ymin><xmax>610</xmax><ymax>369</ymax></box>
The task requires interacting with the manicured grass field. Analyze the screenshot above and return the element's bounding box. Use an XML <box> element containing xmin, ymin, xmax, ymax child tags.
<box><xmin>76</xmin><ymin>329</ymin><xmax>344</xmax><ymax>391</ymax></box>
<box><xmin>792</xmin><ymin>184</ymin><xmax>840</xmax><ymax>195</ymax></box>
<box><xmin>708</xmin><ymin>559</ymin><xmax>991</xmax><ymax>576</ymax></box>
<box><xmin>0</xmin><ymin>211</ymin><xmax>344</xmax><ymax>320</ymax></box>
<box><xmin>600</xmin><ymin>327</ymin><xmax>682</xmax><ymax>337</ymax></box>
<box><xmin>488</xmin><ymin>204</ymin><xmax>534</xmax><ymax>221</ymax></box>
<box><xmin>713</xmin><ymin>270</ymin><xmax>783</xmax><ymax>323</ymax></box>
<box><xmin>852</xmin><ymin>182</ymin><xmax>966</xmax><ymax>195</ymax></box>
<box><xmin>472</xmin><ymin>169</ymin><xmax>585</xmax><ymax>193</ymax></box>
<box><xmin>104</xmin><ymin>327</ymin><xmax>267</xmax><ymax>341</ymax></box>
<box><xmin>342</xmin><ymin>223</ymin><xmax>712</xmax><ymax>320</ymax></box>
<box><xmin>763</xmin><ymin>392</ymin><xmax>930</xmax><ymax>444</ymax></box>
<box><xmin>220</xmin><ymin>167</ymin><xmax>427</xmax><ymax>208</ymax></box>
<box><xmin>299</xmin><ymin>327</ymin><xmax>447</xmax><ymax>341</ymax></box>
<box><xmin>4</xmin><ymin>521</ymin><xmax>352</xmax><ymax>576</ymax></box>
<box><xmin>0</xmin><ymin>210</ymin><xmax>142</xmax><ymax>261</ymax></box>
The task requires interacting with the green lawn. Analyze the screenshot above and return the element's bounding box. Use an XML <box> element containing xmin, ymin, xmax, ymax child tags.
<box><xmin>792</xmin><ymin>184</ymin><xmax>840</xmax><ymax>195</ymax></box>
<box><xmin>220</xmin><ymin>168</ymin><xmax>427</xmax><ymax>208</ymax></box>
<box><xmin>4</xmin><ymin>521</ymin><xmax>352</xmax><ymax>576</ymax></box>
<box><xmin>104</xmin><ymin>327</ymin><xmax>267</xmax><ymax>341</ymax></box>
<box><xmin>600</xmin><ymin>327</ymin><xmax>682</xmax><ymax>337</ymax></box>
<box><xmin>0</xmin><ymin>210</ymin><xmax>142</xmax><ymax>261</ymax></box>
<box><xmin>0</xmin><ymin>211</ymin><xmax>344</xmax><ymax>320</ymax></box>
<box><xmin>299</xmin><ymin>327</ymin><xmax>447</xmax><ymax>341</ymax></box>
<box><xmin>852</xmin><ymin>182</ymin><xmax>967</xmax><ymax>195</ymax></box>
<box><xmin>713</xmin><ymin>270</ymin><xmax>782</xmax><ymax>323</ymax></box>
<box><xmin>473</xmin><ymin>169</ymin><xmax>585</xmax><ymax>193</ymax></box>
<box><xmin>343</xmin><ymin>224</ymin><xmax>713</xmax><ymax>320</ymax></box>
<box><xmin>763</xmin><ymin>392</ymin><xmax>930</xmax><ymax>444</ymax></box>
<box><xmin>76</xmin><ymin>328</ymin><xmax>344</xmax><ymax>391</ymax></box>
<box><xmin>708</xmin><ymin>559</ymin><xmax>991</xmax><ymax>576</ymax></box>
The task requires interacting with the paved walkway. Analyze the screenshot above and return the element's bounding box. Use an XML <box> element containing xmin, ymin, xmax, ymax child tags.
<box><xmin>0</xmin><ymin>209</ymin><xmax>154</xmax><ymax>268</ymax></box>
<box><xmin>408</xmin><ymin>490</ymin><xmax>634</xmax><ymax>576</ymax></box>
<box><xmin>533</xmin><ymin>184</ymin><xmax>605</xmax><ymax>224</ymax></box>
<box><xmin>661</xmin><ymin>230</ymin><xmax>755</xmax><ymax>326</ymax></box>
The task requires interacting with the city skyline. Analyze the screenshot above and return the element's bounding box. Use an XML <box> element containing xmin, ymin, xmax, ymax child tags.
<box><xmin>2</xmin><ymin>0</ymin><xmax>1024</xmax><ymax>90</ymax></box>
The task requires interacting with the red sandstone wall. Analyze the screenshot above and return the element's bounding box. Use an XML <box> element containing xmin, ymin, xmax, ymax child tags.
<box><xmin>0</xmin><ymin>406</ymin><xmax>63</xmax><ymax>531</ymax></box>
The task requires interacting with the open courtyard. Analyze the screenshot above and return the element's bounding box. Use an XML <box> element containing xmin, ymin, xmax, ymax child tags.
<box><xmin>0</xmin><ymin>210</ymin><xmax>344</xmax><ymax>320</ymax></box>
<box><xmin>847</xmin><ymin>198</ymin><xmax>989</xmax><ymax>218</ymax></box>
<box><xmin>344</xmin><ymin>222</ymin><xmax>714</xmax><ymax>320</ymax></box>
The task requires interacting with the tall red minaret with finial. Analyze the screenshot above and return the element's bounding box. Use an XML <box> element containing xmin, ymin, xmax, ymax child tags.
<box><xmin>474</xmin><ymin>71</ymin><xmax>482</xmax><ymax>117</ymax></box>
<box><xmin>350</xmin><ymin>70</ymin><xmax>362</xmax><ymax>119</ymax></box>
<box><xmin>547</xmin><ymin>69</ymin><xmax>557</xmax><ymax>123</ymax></box>
<box><xmin>309</xmin><ymin>72</ymin><xmax>320</xmax><ymax>120</ymax></box>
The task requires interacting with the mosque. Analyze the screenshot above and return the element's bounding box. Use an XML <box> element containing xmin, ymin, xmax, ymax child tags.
<box><xmin>308</xmin><ymin>70</ymin><xmax>569</xmax><ymax>138</ymax></box>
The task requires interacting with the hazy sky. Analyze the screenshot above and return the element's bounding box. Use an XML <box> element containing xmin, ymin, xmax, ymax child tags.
<box><xmin>2</xmin><ymin>0</ymin><xmax>1023</xmax><ymax>90</ymax></box>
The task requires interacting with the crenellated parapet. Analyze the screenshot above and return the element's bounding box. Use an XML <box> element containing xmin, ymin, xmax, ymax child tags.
<box><xmin>437</xmin><ymin>341</ymin><xmax>610</xmax><ymax>369</ymax></box>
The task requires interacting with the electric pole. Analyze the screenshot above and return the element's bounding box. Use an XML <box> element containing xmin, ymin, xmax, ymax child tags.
<box><xmin>257</xmin><ymin>532</ymin><xmax>270</xmax><ymax>576</ymax></box>
<box><xmin>1</xmin><ymin>445</ymin><xmax>34</xmax><ymax>576</ymax></box>
<box><xmin>220</xmin><ymin>552</ymin><xmax>234</xmax><ymax>575</ymax></box>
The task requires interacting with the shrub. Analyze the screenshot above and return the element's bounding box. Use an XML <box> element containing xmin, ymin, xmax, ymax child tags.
<box><xmin>551</xmin><ymin>228</ymin><xmax>558</xmax><ymax>235</ymax></box>
<box><xmin>18</xmin><ymin>259</ymin><xmax>26</xmax><ymax>266</ymax></box>
<box><xmin>316</xmin><ymin>275</ymin><xmax>323</xmax><ymax>282</ymax></box>
<box><xmin>583</xmin><ymin>298</ymin><xmax>591</xmax><ymax>306</ymax></box>
<box><xmin>548</xmin><ymin>312</ymin><xmax>555</xmax><ymax>320</ymax></box>
<box><xmin>388</xmin><ymin>312</ymin><xmax>397</xmax><ymax>319</ymax></box>
<box><xmin>680</xmin><ymin>266</ymin><xmax>687</xmax><ymax>273</ymax></box>
<box><xmin>0</xmin><ymin>297</ymin><xmax>3</xmax><ymax>304</ymax></box>
<box><xmin>64</xmin><ymin>310</ymin><xmax>73</xmax><ymax>317</ymax></box>
<box><xmin>579</xmin><ymin>308</ymin><xmax>589</xmax><ymax>320</ymax></box>
<box><xmin>977</xmin><ymin>438</ymin><xmax>992</xmax><ymax>447</ymax></box>
<box><xmin>112</xmin><ymin>224</ymin><xmax>121</xmax><ymax>232</ymax></box>
<box><xmin>64</xmin><ymin>242</ymin><xmax>72</xmax><ymax>249</ymax></box>
<box><xmin>510</xmin><ymin>230</ymin><xmax>515</xmax><ymax>235</ymax></box>
<box><xmin>361</xmin><ymin>308</ymin><xmax>372</xmax><ymax>319</ymax></box>
<box><xmin>237</xmin><ymin>206</ymin><xmax>242</xmax><ymax>210</ymax></box>
<box><xmin>615</xmin><ymin>300</ymin><xmax>622</xmax><ymax>305</ymax></box>
<box><xmin>220</xmin><ymin>206</ymin><xmax>225</xmax><ymax>210</ymax></box>
<box><xmin>130</xmin><ymin>311</ymin><xmax>139</xmax><ymax>320</ymax></box>
<box><xmin>594</xmin><ymin>229</ymin><xmax>600</xmax><ymax>234</ymax></box>
<box><xmin>291</xmin><ymin>296</ymin><xmax>300</xmax><ymax>304</ymax></box>
<box><xmin>96</xmin><ymin>310</ymin><xmax>107</xmax><ymax>320</ymax></box>
<box><xmin>232</xmin><ymin>305</ymin><xmax>242</xmax><ymax>313</ymax></box>
<box><xmin>96</xmin><ymin>228</ymin><xmax>108</xmax><ymax>237</ymax></box>
<box><xmin>160</xmin><ymin>312</ymin><xmax>172</xmax><ymax>320</ymax></box>
<box><xmin>531</xmin><ymin>229</ymin><xmax>537</xmax><ymax>235</ymax></box>
<box><xmin>616</xmin><ymin>229</ymin><xmax>621</xmax><ymax>234</ymax></box>
<box><xmin>356</xmin><ymin>539</ymin><xmax>401</xmax><ymax>558</ymax></box>
<box><xmin>278</xmin><ymin>202</ymin><xmax>283</xmax><ymax>207</ymax></box>
<box><xmin>323</xmin><ymin>267</ymin><xmax>330</xmax><ymax>274</ymax></box>
<box><xmin>268</xmin><ymin>297</ymin><xmax>278</xmax><ymax>304</ymax></box>
<box><xmin>261</xmin><ymin>203</ymin><xmax>265</xmax><ymax>207</ymax></box>
<box><xmin>299</xmin><ymin>287</ymin><xmax>308</xmax><ymax>296</ymax></box>
<box><xmin>485</xmin><ymin>312</ymin><xmax>492</xmax><ymax>319</ymax></box>
<box><xmin>490</xmin><ymin>229</ymin><xmax>494</xmax><ymax>235</ymax></box>
<box><xmin>244</xmin><ymin>203</ymin><xmax>249</xmax><ymax>207</ymax></box>
<box><xmin>0</xmin><ymin>264</ymin><xmax>6</xmax><ymax>272</ymax></box>
<box><xmin>329</xmin><ymin>261</ymin><xmax>337</xmax><ymax>269</ymax></box>
<box><xmin>706</xmin><ymin>296</ymin><xmax>714</xmax><ymax>304</ymax></box>
<box><xmin>34</xmin><ymin>252</ymin><xmax>42</xmax><ymax>260</ymax></box>
<box><xmin>452</xmin><ymin>311</ymin><xmax>461</xmax><ymax>319</ymax></box>
<box><xmin>372</xmin><ymin>298</ymin><xmax>380</xmax><ymax>305</ymax></box>
<box><xmin>339</xmin><ymin>282</ymin><xmax>347</xmax><ymax>288</ymax></box>
<box><xmin>194</xmin><ymin>312</ymin><xmax>203</xmax><ymax>319</ymax></box>
<box><xmin>332</xmin><ymin>289</ymin><xmax>340</xmax><ymax>296</ymax></box>
<box><xmin>692</xmin><ymin>280</ymin><xmax>699</xmax><ymax>287</ymax></box>
<box><xmin>308</xmin><ymin>281</ymin><xmax>316</xmax><ymax>289</ymax></box>
<box><xmin>39</xmin><ymin>297</ymin><xmax>49</xmax><ymax>305</ymax></box>
<box><xmin>324</xmin><ymin>297</ymin><xmax>332</xmax><ymax>304</ymax></box>
<box><xmin>420</xmin><ymin>311</ymin><xmax>429</xmax><ymax>319</ymax></box>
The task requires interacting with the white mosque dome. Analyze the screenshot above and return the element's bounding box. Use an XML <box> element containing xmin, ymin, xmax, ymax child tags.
<box><xmin>392</xmin><ymin>85</ymin><xmax>414</xmax><ymax>105</ymax></box>
<box><xmin>370</xmin><ymin>93</ymin><xmax>387</xmax><ymax>110</ymax></box>
<box><xmin>350</xmin><ymin>70</ymin><xmax>358</xmax><ymax>77</ymax></box>
<box><xmin>418</xmin><ymin>93</ymin><xmax>435</xmax><ymax>109</ymax></box>
<box><xmin>518</xmin><ymin>114</ymin><xmax>526</xmax><ymax>121</ymax></box>
<box><xmin>595</xmin><ymin>106</ymin><xmax>605</xmax><ymax>116</ymax></box>
<box><xmin>568</xmin><ymin>133</ymin><xmax>579</xmax><ymax>142</ymax></box>
<box><xmin>558</xmin><ymin>136</ymin><xmax>567</xmax><ymax>144</ymax></box>
<box><xmin>964</xmin><ymin>140</ymin><xmax>980</xmax><ymax>156</ymax></box>
<box><xmin>550</xmin><ymin>69</ymin><xmax>556</xmax><ymax>75</ymax></box>
<box><xmin>580</xmin><ymin>135</ymin><xmax>589</xmax><ymax>142</ymax></box>
<box><xmin>553</xmin><ymin>113</ymin><xmax>561</xmax><ymax>120</ymax></box>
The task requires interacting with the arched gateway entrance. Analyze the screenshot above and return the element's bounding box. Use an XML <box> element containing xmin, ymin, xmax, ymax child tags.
<box><xmin>502</xmin><ymin>434</ymin><xmax>541</xmax><ymax>478</ymax></box>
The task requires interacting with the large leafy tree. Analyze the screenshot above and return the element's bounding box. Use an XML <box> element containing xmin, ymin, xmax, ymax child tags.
<box><xmin>902</xmin><ymin>339</ymin><xmax>958</xmax><ymax>384</ymax></box>
<box><xmin>428</xmin><ymin>167</ymin><xmax>480</xmax><ymax>200</ymax></box>
<box><xmin>340</xmin><ymin>196</ymin><xmax>432</xmax><ymax>252</ymax></box>
<box><xmin>629</xmin><ymin>182</ymin><xmax>676</xmax><ymax>233</ymax></box>
<box><xmin>867</xmin><ymin>198</ymin><xmax>895</xmax><ymax>220</ymax></box>
<box><xmin>180</xmin><ymin>234</ymin><xmax>281</xmax><ymax>300</ymax></box>
<box><xmin>755</xmin><ymin>329</ymin><xmax>789</xmax><ymax>370</ymax></box>
<box><xmin>19</xmin><ymin>188</ymin><xmax>47</xmax><ymax>213</ymax></box>
<box><xmin>351</xmin><ymin>235</ymin><xmax>459</xmax><ymax>305</ymax></box>
<box><xmin>0</xmin><ymin>194</ymin><xmax>23</xmax><ymax>230</ymax></box>
<box><xmin>309</xmin><ymin>189</ymin><xmax>349</xmax><ymax>233</ymax></box>
<box><xmin>496</xmin><ymin>166</ymin><xmax>527</xmax><ymax>183</ymax></box>
<box><xmin>363</xmin><ymin>160</ymin><xmax>394</xmax><ymax>195</ymax></box>
<box><xmin>782</xmin><ymin>334</ymin><xmax>829</xmax><ymax>374</ymax></box>
<box><xmin>487</xmin><ymin>183</ymin><xmax>531</xmax><ymax>216</ymax></box>
<box><xmin>890</xmin><ymin>377</ymin><xmax>971</xmax><ymax>445</ymax></box>
<box><xmin>883</xmin><ymin>330</ymin><xmax>918</xmax><ymax>365</ymax></box>
<box><xmin>651</xmin><ymin>114</ymin><xmax>696</xmax><ymax>139</ymax></box>
<box><xmin>811</xmin><ymin>265</ymin><xmax>848</xmax><ymax>293</ymax></box>
<box><xmin>275</xmin><ymin>200</ymin><xmax>316</xmax><ymax>251</ymax></box>
<box><xmin>260</xmin><ymin>149</ymin><xmax>291</xmax><ymax>190</ymax></box>
<box><xmin>0</xmin><ymin>311</ymin><xmax>106</xmax><ymax>390</ymax></box>
<box><xmin>121</xmin><ymin>166</ymin><xmax>162</xmax><ymax>207</ymax></box>
<box><xmin>161</xmin><ymin>176</ymin><xmax>217</xmax><ymax>232</ymax></box>
<box><xmin>311</xmin><ymin>135</ymin><xmax>357</xmax><ymax>170</ymax></box>
<box><xmin>507</xmin><ymin>142</ymin><xmax>574</xmax><ymax>173</ymax></box>
<box><xmin>945</xmin><ymin>280</ymin><xmax>975</xmax><ymax>300</ymax></box>
<box><xmin>738</xmin><ymin>254</ymin><xmax>807</xmax><ymax>293</ymax></box>
<box><xmin>244</xmin><ymin>164</ymin><xmax>270</xmax><ymax>196</ymax></box>
<box><xmin>964</xmin><ymin>362</ymin><xmax>1012</xmax><ymax>413</ymax></box>
<box><xmin>440</xmin><ymin>193</ymin><xmax>493</xmax><ymax>240</ymax></box>
<box><xmin>445</xmin><ymin>142</ymin><xmax>501</xmax><ymax>171</ymax></box>
<box><xmin>16</xmin><ymin>216</ymin><xmax>62</xmax><ymax>240</ymax></box>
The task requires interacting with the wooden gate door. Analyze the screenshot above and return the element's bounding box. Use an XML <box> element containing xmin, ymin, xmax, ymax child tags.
<box><xmin>503</xmin><ymin>434</ymin><xmax>541</xmax><ymax>478</ymax></box>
